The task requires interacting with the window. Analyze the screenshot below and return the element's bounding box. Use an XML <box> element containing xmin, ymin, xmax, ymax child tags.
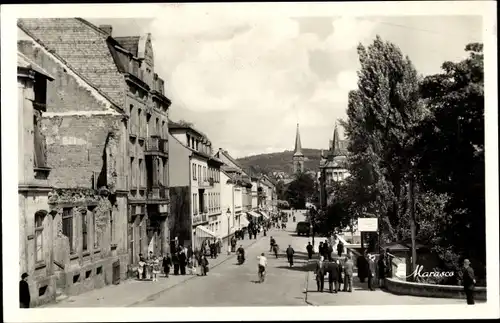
<box><xmin>33</xmin><ymin>111</ymin><xmax>46</xmax><ymax>168</ymax></box>
<box><xmin>130</xmin><ymin>157</ymin><xmax>135</xmax><ymax>187</ymax></box>
<box><xmin>82</xmin><ymin>211</ymin><xmax>88</xmax><ymax>252</ymax></box>
<box><xmin>139</xmin><ymin>159</ymin><xmax>143</xmax><ymax>187</ymax></box>
<box><xmin>34</xmin><ymin>211</ymin><xmax>45</xmax><ymax>263</ymax></box>
<box><xmin>128</xmin><ymin>224</ymin><xmax>134</xmax><ymax>264</ymax></box>
<box><xmin>139</xmin><ymin>222</ymin><xmax>143</xmax><ymax>253</ymax></box>
<box><xmin>137</xmin><ymin>108</ymin><xmax>142</xmax><ymax>136</ymax></box>
<box><xmin>193</xmin><ymin>163</ymin><xmax>197</xmax><ymax>180</ymax></box>
<box><xmin>198</xmin><ymin>165</ymin><xmax>201</xmax><ymax>182</ymax></box>
<box><xmin>93</xmin><ymin>211</ymin><xmax>100</xmax><ymax>249</ymax></box>
<box><xmin>109</xmin><ymin>210</ymin><xmax>114</xmax><ymax>244</ymax></box>
<box><xmin>62</xmin><ymin>208</ymin><xmax>74</xmax><ymax>253</ymax></box>
<box><xmin>161</xmin><ymin>120</ymin><xmax>165</xmax><ymax>138</ymax></box>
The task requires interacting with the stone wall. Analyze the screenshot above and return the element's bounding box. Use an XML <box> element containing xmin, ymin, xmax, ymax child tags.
<box><xmin>385</xmin><ymin>278</ymin><xmax>487</xmax><ymax>301</ymax></box>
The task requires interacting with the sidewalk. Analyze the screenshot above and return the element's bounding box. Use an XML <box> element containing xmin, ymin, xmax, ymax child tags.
<box><xmin>43</xmin><ymin>234</ymin><xmax>263</xmax><ymax>307</ymax></box>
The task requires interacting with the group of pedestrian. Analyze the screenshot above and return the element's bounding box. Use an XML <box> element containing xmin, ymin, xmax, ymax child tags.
<box><xmin>314</xmin><ymin>254</ymin><xmax>355</xmax><ymax>293</ymax></box>
<box><xmin>137</xmin><ymin>251</ymin><xmax>164</xmax><ymax>281</ymax></box>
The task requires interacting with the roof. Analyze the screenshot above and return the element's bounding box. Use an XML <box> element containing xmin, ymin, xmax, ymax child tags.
<box><xmin>114</xmin><ymin>36</ymin><xmax>140</xmax><ymax>57</ymax></box>
<box><xmin>293</xmin><ymin>123</ymin><xmax>304</xmax><ymax>157</ymax></box>
<box><xmin>217</xmin><ymin>149</ymin><xmax>249</xmax><ymax>177</ymax></box>
<box><xmin>17</xmin><ymin>18</ymin><xmax>126</xmax><ymax>108</ymax></box>
<box><xmin>169</xmin><ymin>120</ymin><xmax>209</xmax><ymax>141</ymax></box>
<box><xmin>17</xmin><ymin>51</ymin><xmax>54</xmax><ymax>80</ymax></box>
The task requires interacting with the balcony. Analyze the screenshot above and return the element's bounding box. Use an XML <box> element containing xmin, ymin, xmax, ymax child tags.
<box><xmin>146</xmin><ymin>186</ymin><xmax>169</xmax><ymax>204</ymax></box>
<box><xmin>145</xmin><ymin>135</ymin><xmax>168</xmax><ymax>157</ymax></box>
<box><xmin>193</xmin><ymin>213</ymin><xmax>208</xmax><ymax>225</ymax></box>
<box><xmin>198</xmin><ymin>179</ymin><xmax>211</xmax><ymax>188</ymax></box>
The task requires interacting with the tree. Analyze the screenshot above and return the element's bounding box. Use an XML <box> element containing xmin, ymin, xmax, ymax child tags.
<box><xmin>415</xmin><ymin>43</ymin><xmax>485</xmax><ymax>273</ymax></box>
<box><xmin>341</xmin><ymin>35</ymin><xmax>424</xmax><ymax>243</ymax></box>
<box><xmin>285</xmin><ymin>172</ymin><xmax>316</xmax><ymax>209</ymax></box>
<box><xmin>275</xmin><ymin>180</ymin><xmax>287</xmax><ymax>201</ymax></box>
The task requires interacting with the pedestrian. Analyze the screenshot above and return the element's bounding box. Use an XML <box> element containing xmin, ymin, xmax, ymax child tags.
<box><xmin>162</xmin><ymin>253</ymin><xmax>172</xmax><ymax>277</ymax></box>
<box><xmin>377</xmin><ymin>253</ymin><xmax>387</xmax><ymax>289</ymax></box>
<box><xmin>187</xmin><ymin>256</ymin><xmax>194</xmax><ymax>275</ymax></box>
<box><xmin>328</xmin><ymin>259</ymin><xmax>340</xmax><ymax>293</ymax></box>
<box><xmin>286</xmin><ymin>244</ymin><xmax>295</xmax><ymax>267</ymax></box>
<box><xmin>172</xmin><ymin>251</ymin><xmax>180</xmax><ymax>275</ymax></box>
<box><xmin>366</xmin><ymin>253</ymin><xmax>375</xmax><ymax>291</ymax></box>
<box><xmin>269</xmin><ymin>236</ymin><xmax>275</xmax><ymax>252</ymax></box>
<box><xmin>318</xmin><ymin>242</ymin><xmax>324</xmax><ymax>259</ymax></box>
<box><xmin>315</xmin><ymin>256</ymin><xmax>326</xmax><ymax>292</ymax></box>
<box><xmin>187</xmin><ymin>245</ymin><xmax>194</xmax><ymax>260</ymax></box>
<box><xmin>337</xmin><ymin>258</ymin><xmax>344</xmax><ymax>291</ymax></box>
<box><xmin>179</xmin><ymin>247</ymin><xmax>187</xmax><ymax>275</ymax></box>
<box><xmin>461</xmin><ymin>259</ymin><xmax>476</xmax><ymax>305</ymax></box>
<box><xmin>327</xmin><ymin>243</ymin><xmax>334</xmax><ymax>262</ymax></box>
<box><xmin>306</xmin><ymin>242</ymin><xmax>314</xmax><ymax>260</ymax></box>
<box><xmin>200</xmin><ymin>255</ymin><xmax>209</xmax><ymax>276</ymax></box>
<box><xmin>343</xmin><ymin>255</ymin><xmax>354</xmax><ymax>292</ymax></box>
<box><xmin>231</xmin><ymin>236</ymin><xmax>237</xmax><ymax>253</ymax></box>
<box><xmin>138</xmin><ymin>254</ymin><xmax>146</xmax><ymax>280</ymax></box>
<box><xmin>337</xmin><ymin>240</ymin><xmax>344</xmax><ymax>257</ymax></box>
<box><xmin>357</xmin><ymin>252</ymin><xmax>367</xmax><ymax>283</ymax></box>
<box><xmin>152</xmin><ymin>256</ymin><xmax>160</xmax><ymax>281</ymax></box>
<box><xmin>19</xmin><ymin>273</ymin><xmax>30</xmax><ymax>308</ymax></box>
<box><xmin>217</xmin><ymin>238</ymin><xmax>222</xmax><ymax>255</ymax></box>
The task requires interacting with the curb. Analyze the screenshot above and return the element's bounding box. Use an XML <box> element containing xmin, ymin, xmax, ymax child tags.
<box><xmin>127</xmin><ymin>236</ymin><xmax>263</xmax><ymax>307</ymax></box>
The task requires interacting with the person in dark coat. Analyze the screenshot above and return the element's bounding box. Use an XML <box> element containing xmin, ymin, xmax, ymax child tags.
<box><xmin>286</xmin><ymin>245</ymin><xmax>295</xmax><ymax>267</ymax></box>
<box><xmin>328</xmin><ymin>259</ymin><xmax>340</xmax><ymax>293</ymax></box>
<box><xmin>306</xmin><ymin>242</ymin><xmax>314</xmax><ymax>260</ymax></box>
<box><xmin>315</xmin><ymin>256</ymin><xmax>326</xmax><ymax>292</ymax></box>
<box><xmin>337</xmin><ymin>240</ymin><xmax>344</xmax><ymax>257</ymax></box>
<box><xmin>231</xmin><ymin>236</ymin><xmax>237</xmax><ymax>252</ymax></box>
<box><xmin>461</xmin><ymin>259</ymin><xmax>476</xmax><ymax>305</ymax></box>
<box><xmin>357</xmin><ymin>252</ymin><xmax>368</xmax><ymax>283</ymax></box>
<box><xmin>366</xmin><ymin>253</ymin><xmax>375</xmax><ymax>291</ymax></box>
<box><xmin>327</xmin><ymin>243</ymin><xmax>334</xmax><ymax>262</ymax></box>
<box><xmin>172</xmin><ymin>250</ymin><xmax>180</xmax><ymax>275</ymax></box>
<box><xmin>187</xmin><ymin>245</ymin><xmax>194</xmax><ymax>260</ymax></box>
<box><xmin>162</xmin><ymin>253</ymin><xmax>172</xmax><ymax>278</ymax></box>
<box><xmin>19</xmin><ymin>273</ymin><xmax>30</xmax><ymax>308</ymax></box>
<box><xmin>377</xmin><ymin>253</ymin><xmax>387</xmax><ymax>289</ymax></box>
<box><xmin>318</xmin><ymin>242</ymin><xmax>324</xmax><ymax>259</ymax></box>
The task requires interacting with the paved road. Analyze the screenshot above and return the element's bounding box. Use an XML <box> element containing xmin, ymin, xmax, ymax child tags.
<box><xmin>134</xmin><ymin>211</ymin><xmax>312</xmax><ymax>307</ymax></box>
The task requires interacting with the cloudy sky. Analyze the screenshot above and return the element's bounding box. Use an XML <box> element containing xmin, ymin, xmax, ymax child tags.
<box><xmin>88</xmin><ymin>7</ymin><xmax>482</xmax><ymax>158</ymax></box>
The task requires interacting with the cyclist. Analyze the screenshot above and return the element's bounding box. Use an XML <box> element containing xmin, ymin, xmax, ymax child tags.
<box><xmin>257</xmin><ymin>252</ymin><xmax>268</xmax><ymax>283</ymax></box>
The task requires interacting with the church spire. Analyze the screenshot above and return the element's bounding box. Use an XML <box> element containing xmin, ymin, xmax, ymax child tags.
<box><xmin>332</xmin><ymin>122</ymin><xmax>342</xmax><ymax>156</ymax></box>
<box><xmin>293</xmin><ymin>123</ymin><xmax>304</xmax><ymax>156</ymax></box>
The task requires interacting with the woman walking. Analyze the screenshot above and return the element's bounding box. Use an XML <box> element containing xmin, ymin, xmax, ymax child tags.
<box><xmin>162</xmin><ymin>253</ymin><xmax>172</xmax><ymax>278</ymax></box>
<box><xmin>199</xmin><ymin>255</ymin><xmax>209</xmax><ymax>276</ymax></box>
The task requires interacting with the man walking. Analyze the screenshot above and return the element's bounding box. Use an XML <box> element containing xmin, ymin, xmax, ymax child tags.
<box><xmin>306</xmin><ymin>242</ymin><xmax>314</xmax><ymax>260</ymax></box>
<box><xmin>461</xmin><ymin>259</ymin><xmax>476</xmax><ymax>305</ymax></box>
<box><xmin>269</xmin><ymin>236</ymin><xmax>275</xmax><ymax>252</ymax></box>
<box><xmin>315</xmin><ymin>256</ymin><xmax>326</xmax><ymax>292</ymax></box>
<box><xmin>343</xmin><ymin>255</ymin><xmax>354</xmax><ymax>292</ymax></box>
<box><xmin>286</xmin><ymin>244</ymin><xmax>295</xmax><ymax>267</ymax></box>
<box><xmin>19</xmin><ymin>273</ymin><xmax>30</xmax><ymax>308</ymax></box>
<box><xmin>328</xmin><ymin>259</ymin><xmax>340</xmax><ymax>293</ymax></box>
<box><xmin>366</xmin><ymin>253</ymin><xmax>375</xmax><ymax>291</ymax></box>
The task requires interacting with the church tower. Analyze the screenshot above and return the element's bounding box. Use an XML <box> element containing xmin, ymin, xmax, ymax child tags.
<box><xmin>293</xmin><ymin>123</ymin><xmax>305</xmax><ymax>174</ymax></box>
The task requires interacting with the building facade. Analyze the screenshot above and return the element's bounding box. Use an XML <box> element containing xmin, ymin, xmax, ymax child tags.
<box><xmin>18</xmin><ymin>52</ymin><xmax>56</xmax><ymax>307</ymax></box>
<box><xmin>168</xmin><ymin>121</ymin><xmax>224</xmax><ymax>250</ymax></box>
<box><xmin>319</xmin><ymin>124</ymin><xmax>350</xmax><ymax>208</ymax></box>
<box><xmin>18</xmin><ymin>18</ymin><xmax>172</xmax><ymax>303</ymax></box>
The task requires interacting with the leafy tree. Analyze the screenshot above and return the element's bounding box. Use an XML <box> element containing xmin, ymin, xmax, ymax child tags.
<box><xmin>275</xmin><ymin>179</ymin><xmax>287</xmax><ymax>201</ymax></box>
<box><xmin>341</xmin><ymin>35</ymin><xmax>424</xmax><ymax>241</ymax></box>
<box><xmin>415</xmin><ymin>43</ymin><xmax>485</xmax><ymax>273</ymax></box>
<box><xmin>285</xmin><ymin>172</ymin><xmax>316</xmax><ymax>209</ymax></box>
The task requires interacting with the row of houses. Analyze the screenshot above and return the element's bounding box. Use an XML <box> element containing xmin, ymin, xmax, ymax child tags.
<box><xmin>17</xmin><ymin>18</ymin><xmax>276</xmax><ymax>307</ymax></box>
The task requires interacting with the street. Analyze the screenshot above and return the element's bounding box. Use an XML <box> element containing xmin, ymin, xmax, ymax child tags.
<box><xmin>132</xmin><ymin>211</ymin><xmax>465</xmax><ymax>307</ymax></box>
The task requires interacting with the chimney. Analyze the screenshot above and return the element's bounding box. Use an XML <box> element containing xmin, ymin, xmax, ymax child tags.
<box><xmin>99</xmin><ymin>25</ymin><xmax>113</xmax><ymax>36</ymax></box>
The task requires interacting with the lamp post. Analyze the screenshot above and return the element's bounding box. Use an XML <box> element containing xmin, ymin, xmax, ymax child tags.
<box><xmin>227</xmin><ymin>208</ymin><xmax>231</xmax><ymax>255</ymax></box>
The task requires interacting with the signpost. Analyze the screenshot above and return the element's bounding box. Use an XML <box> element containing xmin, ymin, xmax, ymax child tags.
<box><xmin>358</xmin><ymin>217</ymin><xmax>378</xmax><ymax>252</ymax></box>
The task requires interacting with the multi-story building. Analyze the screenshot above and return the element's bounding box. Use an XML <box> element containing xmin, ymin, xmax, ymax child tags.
<box><xmin>18</xmin><ymin>18</ymin><xmax>172</xmax><ymax>299</ymax></box>
<box><xmin>18</xmin><ymin>51</ymin><xmax>56</xmax><ymax>307</ymax></box>
<box><xmin>18</xmin><ymin>19</ymin><xmax>131</xmax><ymax>304</ymax></box>
<box><xmin>215</xmin><ymin>149</ymin><xmax>254</xmax><ymax>229</ymax></box>
<box><xmin>319</xmin><ymin>124</ymin><xmax>350</xmax><ymax>208</ymax></box>
<box><xmin>168</xmin><ymin>121</ymin><xmax>224</xmax><ymax>250</ymax></box>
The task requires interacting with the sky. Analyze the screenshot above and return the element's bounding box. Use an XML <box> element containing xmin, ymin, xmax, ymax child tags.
<box><xmin>88</xmin><ymin>10</ymin><xmax>482</xmax><ymax>158</ymax></box>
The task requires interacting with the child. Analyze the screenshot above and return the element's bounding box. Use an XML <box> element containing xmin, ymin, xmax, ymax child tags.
<box><xmin>152</xmin><ymin>256</ymin><xmax>160</xmax><ymax>282</ymax></box>
<box><xmin>187</xmin><ymin>256</ymin><xmax>194</xmax><ymax>275</ymax></box>
<box><xmin>138</xmin><ymin>257</ymin><xmax>145</xmax><ymax>281</ymax></box>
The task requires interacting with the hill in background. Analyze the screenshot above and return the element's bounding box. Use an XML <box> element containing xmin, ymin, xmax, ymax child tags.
<box><xmin>236</xmin><ymin>148</ymin><xmax>323</xmax><ymax>176</ymax></box>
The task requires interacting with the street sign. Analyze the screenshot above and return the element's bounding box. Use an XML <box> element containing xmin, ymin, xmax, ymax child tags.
<box><xmin>358</xmin><ymin>218</ymin><xmax>378</xmax><ymax>232</ymax></box>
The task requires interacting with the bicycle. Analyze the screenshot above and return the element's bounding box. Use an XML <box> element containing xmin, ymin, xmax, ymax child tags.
<box><xmin>258</xmin><ymin>266</ymin><xmax>266</xmax><ymax>283</ymax></box>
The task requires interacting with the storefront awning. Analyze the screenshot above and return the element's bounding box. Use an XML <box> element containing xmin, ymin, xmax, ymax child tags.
<box><xmin>259</xmin><ymin>211</ymin><xmax>270</xmax><ymax>220</ymax></box>
<box><xmin>239</xmin><ymin>216</ymin><xmax>250</xmax><ymax>228</ymax></box>
<box><xmin>247</xmin><ymin>211</ymin><xmax>262</xmax><ymax>219</ymax></box>
<box><xmin>195</xmin><ymin>225</ymin><xmax>217</xmax><ymax>239</ymax></box>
